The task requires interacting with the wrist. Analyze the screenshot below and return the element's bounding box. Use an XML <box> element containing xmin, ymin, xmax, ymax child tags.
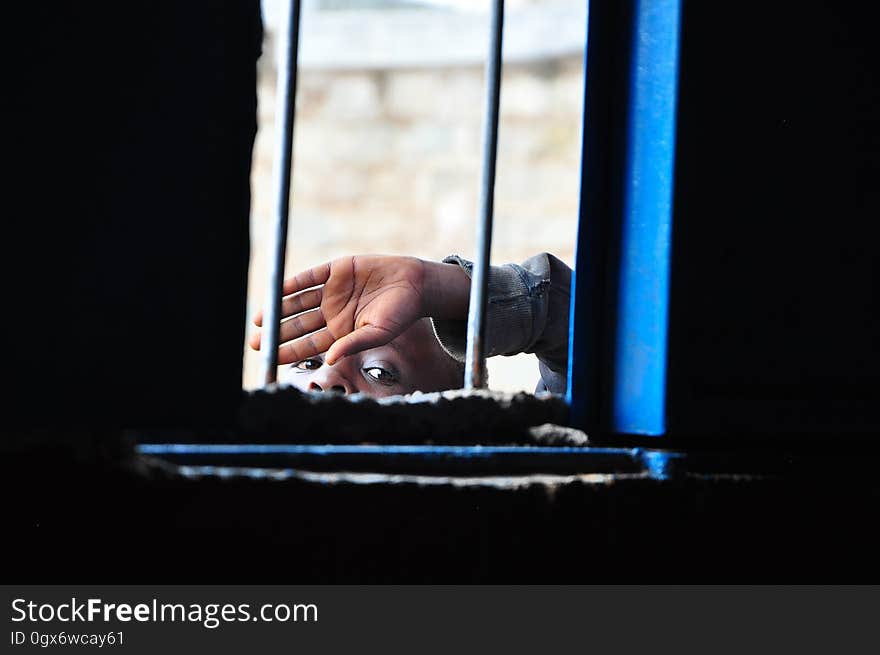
<box><xmin>420</xmin><ymin>259</ymin><xmax>471</xmax><ymax>319</ymax></box>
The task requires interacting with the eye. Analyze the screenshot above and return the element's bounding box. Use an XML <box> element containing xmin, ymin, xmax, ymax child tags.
<box><xmin>363</xmin><ymin>366</ymin><xmax>397</xmax><ymax>385</ymax></box>
<box><xmin>294</xmin><ymin>358</ymin><xmax>322</xmax><ymax>371</ymax></box>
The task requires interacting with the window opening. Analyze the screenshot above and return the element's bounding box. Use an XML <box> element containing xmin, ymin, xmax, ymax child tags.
<box><xmin>139</xmin><ymin>0</ymin><xmax>690</xmax><ymax>470</ymax></box>
<box><xmin>245</xmin><ymin>0</ymin><xmax>585</xmax><ymax>397</ymax></box>
<box><xmin>259</xmin><ymin>0</ymin><xmax>507</xmax><ymax>390</ymax></box>
<box><xmin>250</xmin><ymin>0</ymin><xmax>685</xmax><ymax>437</ymax></box>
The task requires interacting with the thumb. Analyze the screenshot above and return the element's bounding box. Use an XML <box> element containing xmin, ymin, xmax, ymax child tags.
<box><xmin>325</xmin><ymin>324</ymin><xmax>397</xmax><ymax>366</ymax></box>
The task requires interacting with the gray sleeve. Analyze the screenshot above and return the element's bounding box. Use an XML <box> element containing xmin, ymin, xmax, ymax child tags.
<box><xmin>429</xmin><ymin>253</ymin><xmax>571</xmax><ymax>394</ymax></box>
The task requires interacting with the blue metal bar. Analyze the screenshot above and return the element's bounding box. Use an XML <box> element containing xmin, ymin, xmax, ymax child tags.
<box><xmin>260</xmin><ymin>0</ymin><xmax>303</xmax><ymax>385</ymax></box>
<box><xmin>137</xmin><ymin>444</ymin><xmax>687</xmax><ymax>480</ymax></box>
<box><xmin>464</xmin><ymin>0</ymin><xmax>504</xmax><ymax>390</ymax></box>
<box><xmin>612</xmin><ymin>0</ymin><xmax>680</xmax><ymax>435</ymax></box>
<box><xmin>138</xmin><ymin>444</ymin><xmax>626</xmax><ymax>456</ymax></box>
<box><xmin>568</xmin><ymin>0</ymin><xmax>681</xmax><ymax>436</ymax></box>
<box><xmin>137</xmin><ymin>444</ymin><xmax>643</xmax><ymax>477</ymax></box>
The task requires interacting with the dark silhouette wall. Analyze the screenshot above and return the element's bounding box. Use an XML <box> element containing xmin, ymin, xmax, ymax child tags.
<box><xmin>667</xmin><ymin>1</ymin><xmax>880</xmax><ymax>436</ymax></box>
<box><xmin>5</xmin><ymin>1</ymin><xmax>261</xmax><ymax>429</ymax></box>
<box><xmin>2</xmin><ymin>0</ymin><xmax>880</xmax><ymax>584</ymax></box>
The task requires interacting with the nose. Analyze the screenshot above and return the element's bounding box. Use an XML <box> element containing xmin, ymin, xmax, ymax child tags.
<box><xmin>308</xmin><ymin>363</ymin><xmax>353</xmax><ymax>395</ymax></box>
<box><xmin>309</xmin><ymin>381</ymin><xmax>348</xmax><ymax>394</ymax></box>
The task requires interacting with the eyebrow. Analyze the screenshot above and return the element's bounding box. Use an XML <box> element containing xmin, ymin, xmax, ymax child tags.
<box><xmin>361</xmin><ymin>340</ymin><xmax>408</xmax><ymax>365</ymax></box>
<box><xmin>385</xmin><ymin>340</ymin><xmax>404</xmax><ymax>357</ymax></box>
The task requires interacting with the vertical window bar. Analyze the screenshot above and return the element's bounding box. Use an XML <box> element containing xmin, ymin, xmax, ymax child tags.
<box><xmin>464</xmin><ymin>0</ymin><xmax>505</xmax><ymax>390</ymax></box>
<box><xmin>568</xmin><ymin>0</ymin><xmax>681</xmax><ymax>435</ymax></box>
<box><xmin>260</xmin><ymin>0</ymin><xmax>303</xmax><ymax>386</ymax></box>
<box><xmin>566</xmin><ymin>0</ymin><xmax>605</xmax><ymax>430</ymax></box>
<box><xmin>611</xmin><ymin>0</ymin><xmax>680</xmax><ymax>435</ymax></box>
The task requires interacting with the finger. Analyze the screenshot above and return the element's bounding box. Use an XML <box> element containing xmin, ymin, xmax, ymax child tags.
<box><xmin>252</xmin><ymin>263</ymin><xmax>329</xmax><ymax>325</ymax></box>
<box><xmin>248</xmin><ymin>329</ymin><xmax>261</xmax><ymax>351</ymax></box>
<box><xmin>279</xmin><ymin>308</ymin><xmax>325</xmax><ymax>343</ymax></box>
<box><xmin>325</xmin><ymin>324</ymin><xmax>396</xmax><ymax>366</ymax></box>
<box><xmin>282</xmin><ymin>288</ymin><xmax>323</xmax><ymax>319</ymax></box>
<box><xmin>250</xmin><ymin>308</ymin><xmax>325</xmax><ymax>350</ymax></box>
<box><xmin>277</xmin><ymin>327</ymin><xmax>336</xmax><ymax>365</ymax></box>
<box><xmin>253</xmin><ymin>288</ymin><xmax>323</xmax><ymax>327</ymax></box>
<box><xmin>283</xmin><ymin>262</ymin><xmax>331</xmax><ymax>295</ymax></box>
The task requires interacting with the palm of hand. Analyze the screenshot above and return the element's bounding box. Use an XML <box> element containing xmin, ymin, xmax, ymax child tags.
<box><xmin>251</xmin><ymin>254</ymin><xmax>429</xmax><ymax>365</ymax></box>
<box><xmin>321</xmin><ymin>256</ymin><xmax>426</xmax><ymax>361</ymax></box>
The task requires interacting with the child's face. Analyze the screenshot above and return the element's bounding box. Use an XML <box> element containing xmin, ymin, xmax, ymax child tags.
<box><xmin>279</xmin><ymin>319</ymin><xmax>456</xmax><ymax>397</ymax></box>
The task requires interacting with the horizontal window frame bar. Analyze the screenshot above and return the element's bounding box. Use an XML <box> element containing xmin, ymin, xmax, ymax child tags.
<box><xmin>138</xmin><ymin>443</ymin><xmax>682</xmax><ymax>477</ymax></box>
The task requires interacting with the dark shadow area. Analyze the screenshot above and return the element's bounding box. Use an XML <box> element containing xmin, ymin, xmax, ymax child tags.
<box><xmin>668</xmin><ymin>1</ymin><xmax>880</xmax><ymax>436</ymax></box>
<box><xmin>4</xmin><ymin>432</ymin><xmax>880</xmax><ymax>582</ymax></box>
<box><xmin>4</xmin><ymin>1</ymin><xmax>261</xmax><ymax>429</ymax></box>
<box><xmin>3</xmin><ymin>0</ymin><xmax>880</xmax><ymax>582</ymax></box>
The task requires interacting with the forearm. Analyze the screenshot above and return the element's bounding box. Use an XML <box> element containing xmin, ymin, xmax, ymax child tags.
<box><xmin>420</xmin><ymin>259</ymin><xmax>471</xmax><ymax>320</ymax></box>
<box><xmin>429</xmin><ymin>253</ymin><xmax>572</xmax><ymax>381</ymax></box>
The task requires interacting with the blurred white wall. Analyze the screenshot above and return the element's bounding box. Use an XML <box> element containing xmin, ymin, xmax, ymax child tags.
<box><xmin>246</xmin><ymin>0</ymin><xmax>585</xmax><ymax>391</ymax></box>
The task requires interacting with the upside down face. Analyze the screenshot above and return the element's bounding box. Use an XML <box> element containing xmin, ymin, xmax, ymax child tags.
<box><xmin>279</xmin><ymin>318</ymin><xmax>462</xmax><ymax>397</ymax></box>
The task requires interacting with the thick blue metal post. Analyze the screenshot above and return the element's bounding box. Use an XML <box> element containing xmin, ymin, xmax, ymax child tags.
<box><xmin>567</xmin><ymin>0</ymin><xmax>681</xmax><ymax>436</ymax></box>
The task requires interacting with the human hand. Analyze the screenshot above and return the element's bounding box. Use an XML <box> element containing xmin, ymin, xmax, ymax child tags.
<box><xmin>250</xmin><ymin>255</ymin><xmax>469</xmax><ymax>366</ymax></box>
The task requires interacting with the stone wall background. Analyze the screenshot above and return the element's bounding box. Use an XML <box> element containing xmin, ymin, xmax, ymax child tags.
<box><xmin>244</xmin><ymin>0</ymin><xmax>585</xmax><ymax>391</ymax></box>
